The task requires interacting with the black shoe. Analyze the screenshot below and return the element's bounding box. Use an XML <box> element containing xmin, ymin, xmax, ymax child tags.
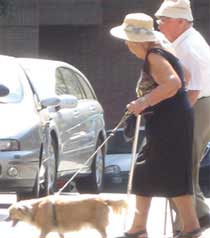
<box><xmin>199</xmin><ymin>213</ymin><xmax>210</xmax><ymax>230</ymax></box>
<box><xmin>173</xmin><ymin>230</ymin><xmax>181</xmax><ymax>237</ymax></box>
<box><xmin>174</xmin><ymin>228</ymin><xmax>202</xmax><ymax>238</ymax></box>
<box><xmin>124</xmin><ymin>230</ymin><xmax>147</xmax><ymax>238</ymax></box>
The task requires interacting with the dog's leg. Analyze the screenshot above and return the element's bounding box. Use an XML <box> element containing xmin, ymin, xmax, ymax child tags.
<box><xmin>97</xmin><ymin>228</ymin><xmax>107</xmax><ymax>238</ymax></box>
<box><xmin>94</xmin><ymin>220</ymin><xmax>108</xmax><ymax>238</ymax></box>
<box><xmin>58</xmin><ymin>232</ymin><xmax>64</xmax><ymax>238</ymax></box>
<box><xmin>94</xmin><ymin>206</ymin><xmax>109</xmax><ymax>238</ymax></box>
<box><xmin>39</xmin><ymin>230</ymin><xmax>49</xmax><ymax>238</ymax></box>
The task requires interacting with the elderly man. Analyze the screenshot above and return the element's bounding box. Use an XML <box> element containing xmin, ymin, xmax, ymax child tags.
<box><xmin>155</xmin><ymin>0</ymin><xmax>210</xmax><ymax>232</ymax></box>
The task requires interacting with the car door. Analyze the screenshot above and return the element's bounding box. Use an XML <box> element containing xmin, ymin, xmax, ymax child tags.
<box><xmin>59</xmin><ymin>67</ymin><xmax>97</xmax><ymax>171</ymax></box>
<box><xmin>74</xmin><ymin>71</ymin><xmax>104</xmax><ymax>159</ymax></box>
<box><xmin>52</xmin><ymin>68</ymin><xmax>82</xmax><ymax>173</ymax></box>
<box><xmin>55</xmin><ymin>67</ymin><xmax>88</xmax><ymax>173</ymax></box>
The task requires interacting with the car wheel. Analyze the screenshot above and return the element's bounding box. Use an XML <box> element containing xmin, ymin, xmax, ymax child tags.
<box><xmin>40</xmin><ymin>139</ymin><xmax>57</xmax><ymax>196</ymax></box>
<box><xmin>76</xmin><ymin>138</ymin><xmax>105</xmax><ymax>194</ymax></box>
<box><xmin>201</xmin><ymin>185</ymin><xmax>210</xmax><ymax>198</ymax></box>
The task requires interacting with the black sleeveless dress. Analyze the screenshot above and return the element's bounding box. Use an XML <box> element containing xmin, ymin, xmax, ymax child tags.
<box><xmin>132</xmin><ymin>48</ymin><xmax>194</xmax><ymax>197</ymax></box>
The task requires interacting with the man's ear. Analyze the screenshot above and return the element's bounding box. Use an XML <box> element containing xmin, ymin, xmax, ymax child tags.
<box><xmin>176</xmin><ymin>19</ymin><xmax>183</xmax><ymax>25</ymax></box>
<box><xmin>179</xmin><ymin>19</ymin><xmax>189</xmax><ymax>27</ymax></box>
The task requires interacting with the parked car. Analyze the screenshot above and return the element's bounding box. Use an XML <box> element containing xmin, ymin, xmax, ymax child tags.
<box><xmin>0</xmin><ymin>55</ymin><xmax>106</xmax><ymax>200</ymax></box>
<box><xmin>0</xmin><ymin>84</ymin><xmax>9</xmax><ymax>96</ymax></box>
<box><xmin>105</xmin><ymin>128</ymin><xmax>210</xmax><ymax>197</ymax></box>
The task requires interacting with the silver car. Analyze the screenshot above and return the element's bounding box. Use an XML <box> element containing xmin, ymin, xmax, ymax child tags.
<box><xmin>0</xmin><ymin>55</ymin><xmax>106</xmax><ymax>199</ymax></box>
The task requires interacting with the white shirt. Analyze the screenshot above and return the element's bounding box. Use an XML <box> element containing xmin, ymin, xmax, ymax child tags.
<box><xmin>172</xmin><ymin>27</ymin><xmax>210</xmax><ymax>98</ymax></box>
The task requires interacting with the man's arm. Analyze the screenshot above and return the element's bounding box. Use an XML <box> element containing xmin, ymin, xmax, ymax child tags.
<box><xmin>182</xmin><ymin>65</ymin><xmax>191</xmax><ymax>86</ymax></box>
<box><xmin>187</xmin><ymin>90</ymin><xmax>200</xmax><ymax>106</ymax></box>
<box><xmin>183</xmin><ymin>66</ymin><xmax>199</xmax><ymax>106</ymax></box>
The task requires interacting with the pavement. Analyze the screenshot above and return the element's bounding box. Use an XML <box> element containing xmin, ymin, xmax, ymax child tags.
<box><xmin>0</xmin><ymin>193</ymin><xmax>210</xmax><ymax>238</ymax></box>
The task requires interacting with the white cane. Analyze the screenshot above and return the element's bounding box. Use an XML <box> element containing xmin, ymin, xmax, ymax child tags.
<box><xmin>123</xmin><ymin>115</ymin><xmax>141</xmax><ymax>232</ymax></box>
<box><xmin>164</xmin><ymin>198</ymin><xmax>168</xmax><ymax>237</ymax></box>
<box><xmin>127</xmin><ymin>114</ymin><xmax>142</xmax><ymax>195</ymax></box>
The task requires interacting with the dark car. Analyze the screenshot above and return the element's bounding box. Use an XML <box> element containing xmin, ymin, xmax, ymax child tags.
<box><xmin>199</xmin><ymin>142</ymin><xmax>210</xmax><ymax>197</ymax></box>
<box><xmin>0</xmin><ymin>55</ymin><xmax>107</xmax><ymax>200</ymax></box>
<box><xmin>105</xmin><ymin>128</ymin><xmax>210</xmax><ymax>197</ymax></box>
<box><xmin>104</xmin><ymin>128</ymin><xmax>145</xmax><ymax>191</ymax></box>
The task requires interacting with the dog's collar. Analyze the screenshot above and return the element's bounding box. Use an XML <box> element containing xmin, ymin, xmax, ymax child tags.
<box><xmin>30</xmin><ymin>199</ymin><xmax>58</xmax><ymax>227</ymax></box>
<box><xmin>51</xmin><ymin>200</ymin><xmax>58</xmax><ymax>227</ymax></box>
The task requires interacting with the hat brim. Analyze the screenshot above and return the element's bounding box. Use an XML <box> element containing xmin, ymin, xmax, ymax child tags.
<box><xmin>155</xmin><ymin>6</ymin><xmax>193</xmax><ymax>21</ymax></box>
<box><xmin>110</xmin><ymin>25</ymin><xmax>159</xmax><ymax>42</ymax></box>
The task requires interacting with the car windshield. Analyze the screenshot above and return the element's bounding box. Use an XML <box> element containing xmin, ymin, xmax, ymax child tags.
<box><xmin>107</xmin><ymin>130</ymin><xmax>134</xmax><ymax>154</ymax></box>
<box><xmin>21</xmin><ymin>65</ymin><xmax>55</xmax><ymax>100</ymax></box>
<box><xmin>0</xmin><ymin>58</ymin><xmax>23</xmax><ymax>103</ymax></box>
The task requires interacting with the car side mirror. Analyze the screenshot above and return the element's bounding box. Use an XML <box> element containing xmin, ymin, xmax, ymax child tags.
<box><xmin>59</xmin><ymin>95</ymin><xmax>78</xmax><ymax>109</ymax></box>
<box><xmin>41</xmin><ymin>96</ymin><xmax>61</xmax><ymax>109</ymax></box>
<box><xmin>0</xmin><ymin>84</ymin><xmax>9</xmax><ymax>97</ymax></box>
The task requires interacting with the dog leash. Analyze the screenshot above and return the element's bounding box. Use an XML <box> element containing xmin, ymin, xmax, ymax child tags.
<box><xmin>55</xmin><ymin>111</ymin><xmax>131</xmax><ymax>195</ymax></box>
<box><xmin>55</xmin><ymin>110</ymin><xmax>154</xmax><ymax>195</ymax></box>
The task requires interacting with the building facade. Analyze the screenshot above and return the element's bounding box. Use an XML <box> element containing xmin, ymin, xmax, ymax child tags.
<box><xmin>0</xmin><ymin>0</ymin><xmax>209</xmax><ymax>128</ymax></box>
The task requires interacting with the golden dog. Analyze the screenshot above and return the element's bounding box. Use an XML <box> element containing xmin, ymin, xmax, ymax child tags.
<box><xmin>8</xmin><ymin>195</ymin><xmax>127</xmax><ymax>238</ymax></box>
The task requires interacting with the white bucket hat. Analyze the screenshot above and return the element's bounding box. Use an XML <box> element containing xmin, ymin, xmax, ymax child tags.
<box><xmin>155</xmin><ymin>0</ymin><xmax>193</xmax><ymax>22</ymax></box>
<box><xmin>110</xmin><ymin>13</ymin><xmax>160</xmax><ymax>42</ymax></box>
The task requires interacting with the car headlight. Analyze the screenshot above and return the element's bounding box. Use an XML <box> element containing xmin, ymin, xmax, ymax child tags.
<box><xmin>0</xmin><ymin>139</ymin><xmax>20</xmax><ymax>151</ymax></box>
<box><xmin>105</xmin><ymin>165</ymin><xmax>121</xmax><ymax>175</ymax></box>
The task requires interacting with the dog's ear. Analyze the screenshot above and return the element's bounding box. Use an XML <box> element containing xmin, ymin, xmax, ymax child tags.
<box><xmin>18</xmin><ymin>204</ymin><xmax>33</xmax><ymax>215</ymax></box>
<box><xmin>11</xmin><ymin>203</ymin><xmax>33</xmax><ymax>216</ymax></box>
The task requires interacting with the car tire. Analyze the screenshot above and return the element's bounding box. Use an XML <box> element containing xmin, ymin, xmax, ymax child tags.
<box><xmin>201</xmin><ymin>185</ymin><xmax>210</xmax><ymax>198</ymax></box>
<box><xmin>76</xmin><ymin>138</ymin><xmax>105</xmax><ymax>194</ymax></box>
<box><xmin>39</xmin><ymin>139</ymin><xmax>57</xmax><ymax>196</ymax></box>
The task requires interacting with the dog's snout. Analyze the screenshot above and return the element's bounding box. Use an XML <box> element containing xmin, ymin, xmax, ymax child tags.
<box><xmin>4</xmin><ymin>214</ymin><xmax>19</xmax><ymax>227</ymax></box>
<box><xmin>4</xmin><ymin>214</ymin><xmax>11</xmax><ymax>222</ymax></box>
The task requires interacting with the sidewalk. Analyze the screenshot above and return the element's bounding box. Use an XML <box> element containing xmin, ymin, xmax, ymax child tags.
<box><xmin>0</xmin><ymin>193</ymin><xmax>210</xmax><ymax>238</ymax></box>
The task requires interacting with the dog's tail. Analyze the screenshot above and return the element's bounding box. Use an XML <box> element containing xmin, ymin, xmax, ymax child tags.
<box><xmin>105</xmin><ymin>199</ymin><xmax>128</xmax><ymax>214</ymax></box>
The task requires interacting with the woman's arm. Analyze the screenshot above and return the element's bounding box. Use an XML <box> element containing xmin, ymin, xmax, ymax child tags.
<box><xmin>127</xmin><ymin>53</ymin><xmax>182</xmax><ymax>115</ymax></box>
<box><xmin>145</xmin><ymin>52</ymin><xmax>181</xmax><ymax>105</ymax></box>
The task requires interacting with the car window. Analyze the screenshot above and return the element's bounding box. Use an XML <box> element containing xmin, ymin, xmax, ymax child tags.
<box><xmin>0</xmin><ymin>58</ymin><xmax>23</xmax><ymax>103</ymax></box>
<box><xmin>55</xmin><ymin>69</ymin><xmax>69</xmax><ymax>95</ymax></box>
<box><xmin>75</xmin><ymin>73</ymin><xmax>96</xmax><ymax>100</ymax></box>
<box><xmin>20</xmin><ymin>63</ymin><xmax>56</xmax><ymax>100</ymax></box>
<box><xmin>58</xmin><ymin>67</ymin><xmax>84</xmax><ymax>99</ymax></box>
<box><xmin>107</xmin><ymin>131</ymin><xmax>133</xmax><ymax>154</ymax></box>
<box><xmin>107</xmin><ymin>130</ymin><xmax>142</xmax><ymax>154</ymax></box>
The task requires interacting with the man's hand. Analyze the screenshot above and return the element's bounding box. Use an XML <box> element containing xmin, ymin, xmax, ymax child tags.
<box><xmin>187</xmin><ymin>90</ymin><xmax>200</xmax><ymax>106</ymax></box>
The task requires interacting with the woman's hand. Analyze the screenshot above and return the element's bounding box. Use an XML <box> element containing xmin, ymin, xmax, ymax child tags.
<box><xmin>127</xmin><ymin>97</ymin><xmax>149</xmax><ymax>116</ymax></box>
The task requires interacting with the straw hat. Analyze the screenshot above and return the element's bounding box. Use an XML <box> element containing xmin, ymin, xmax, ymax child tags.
<box><xmin>155</xmin><ymin>0</ymin><xmax>193</xmax><ymax>22</ymax></box>
<box><xmin>110</xmin><ymin>13</ymin><xmax>160</xmax><ymax>42</ymax></box>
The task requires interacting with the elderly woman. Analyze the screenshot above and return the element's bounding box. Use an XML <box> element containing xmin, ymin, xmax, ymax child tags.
<box><xmin>110</xmin><ymin>13</ymin><xmax>201</xmax><ymax>238</ymax></box>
